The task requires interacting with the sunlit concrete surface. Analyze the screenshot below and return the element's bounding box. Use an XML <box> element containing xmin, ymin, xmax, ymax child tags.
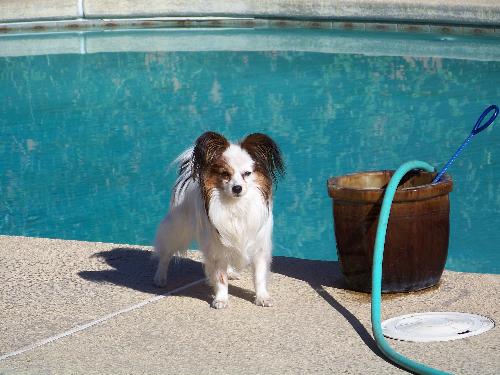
<box><xmin>1</xmin><ymin>236</ymin><xmax>498</xmax><ymax>374</ymax></box>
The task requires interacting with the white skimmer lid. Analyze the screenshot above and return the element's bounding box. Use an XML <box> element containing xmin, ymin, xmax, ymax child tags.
<box><xmin>382</xmin><ymin>312</ymin><xmax>495</xmax><ymax>342</ymax></box>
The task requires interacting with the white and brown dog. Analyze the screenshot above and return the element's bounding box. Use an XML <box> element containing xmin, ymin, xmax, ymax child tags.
<box><xmin>154</xmin><ymin>132</ymin><xmax>285</xmax><ymax>309</ymax></box>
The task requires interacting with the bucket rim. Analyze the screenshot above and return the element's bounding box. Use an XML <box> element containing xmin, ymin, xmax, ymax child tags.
<box><xmin>327</xmin><ymin>169</ymin><xmax>453</xmax><ymax>203</ymax></box>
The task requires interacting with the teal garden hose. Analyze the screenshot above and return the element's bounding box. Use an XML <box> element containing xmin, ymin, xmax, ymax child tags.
<box><xmin>371</xmin><ymin>106</ymin><xmax>498</xmax><ymax>374</ymax></box>
<box><xmin>370</xmin><ymin>160</ymin><xmax>451</xmax><ymax>375</ymax></box>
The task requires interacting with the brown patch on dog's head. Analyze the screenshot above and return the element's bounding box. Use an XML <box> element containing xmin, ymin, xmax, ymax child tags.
<box><xmin>192</xmin><ymin>132</ymin><xmax>230</xmax><ymax>181</ymax></box>
<box><xmin>240</xmin><ymin>133</ymin><xmax>285</xmax><ymax>204</ymax></box>
<box><xmin>253</xmin><ymin>170</ymin><xmax>273</xmax><ymax>203</ymax></box>
<box><xmin>192</xmin><ymin>132</ymin><xmax>230</xmax><ymax>214</ymax></box>
<box><xmin>201</xmin><ymin>160</ymin><xmax>235</xmax><ymax>209</ymax></box>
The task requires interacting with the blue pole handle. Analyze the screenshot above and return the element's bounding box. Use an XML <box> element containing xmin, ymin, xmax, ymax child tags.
<box><xmin>472</xmin><ymin>104</ymin><xmax>499</xmax><ymax>135</ymax></box>
<box><xmin>433</xmin><ymin>105</ymin><xmax>499</xmax><ymax>183</ymax></box>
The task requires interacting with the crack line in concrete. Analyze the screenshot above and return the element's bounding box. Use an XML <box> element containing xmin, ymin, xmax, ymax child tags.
<box><xmin>0</xmin><ymin>278</ymin><xmax>206</xmax><ymax>362</ymax></box>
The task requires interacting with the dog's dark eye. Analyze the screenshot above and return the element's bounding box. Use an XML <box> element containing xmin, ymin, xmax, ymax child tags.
<box><xmin>243</xmin><ymin>171</ymin><xmax>252</xmax><ymax>177</ymax></box>
<box><xmin>220</xmin><ymin>171</ymin><xmax>231</xmax><ymax>179</ymax></box>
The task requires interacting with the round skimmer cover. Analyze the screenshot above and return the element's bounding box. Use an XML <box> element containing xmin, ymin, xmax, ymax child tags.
<box><xmin>382</xmin><ymin>312</ymin><xmax>495</xmax><ymax>342</ymax></box>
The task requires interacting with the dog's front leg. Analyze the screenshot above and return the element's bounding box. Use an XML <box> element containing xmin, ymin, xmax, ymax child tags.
<box><xmin>253</xmin><ymin>252</ymin><xmax>272</xmax><ymax>307</ymax></box>
<box><xmin>205</xmin><ymin>260</ymin><xmax>229</xmax><ymax>309</ymax></box>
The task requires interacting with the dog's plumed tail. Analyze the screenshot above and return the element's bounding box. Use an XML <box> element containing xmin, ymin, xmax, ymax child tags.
<box><xmin>170</xmin><ymin>146</ymin><xmax>195</xmax><ymax>207</ymax></box>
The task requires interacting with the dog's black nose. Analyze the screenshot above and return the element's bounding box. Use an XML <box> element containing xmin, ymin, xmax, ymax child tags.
<box><xmin>232</xmin><ymin>185</ymin><xmax>242</xmax><ymax>194</ymax></box>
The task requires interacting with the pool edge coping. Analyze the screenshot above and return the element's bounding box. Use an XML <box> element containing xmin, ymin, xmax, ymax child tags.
<box><xmin>1</xmin><ymin>16</ymin><xmax>499</xmax><ymax>37</ymax></box>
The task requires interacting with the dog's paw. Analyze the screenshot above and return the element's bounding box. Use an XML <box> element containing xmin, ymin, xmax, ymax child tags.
<box><xmin>153</xmin><ymin>270</ymin><xmax>168</xmax><ymax>287</ymax></box>
<box><xmin>254</xmin><ymin>295</ymin><xmax>273</xmax><ymax>307</ymax></box>
<box><xmin>211</xmin><ymin>298</ymin><xmax>229</xmax><ymax>309</ymax></box>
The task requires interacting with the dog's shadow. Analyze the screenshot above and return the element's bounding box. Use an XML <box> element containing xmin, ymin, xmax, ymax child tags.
<box><xmin>78</xmin><ymin>247</ymin><xmax>347</xmax><ymax>304</ymax></box>
<box><xmin>78</xmin><ymin>247</ymin><xmax>261</xmax><ymax>305</ymax></box>
<box><xmin>78</xmin><ymin>247</ymin><xmax>400</xmax><ymax>367</ymax></box>
<box><xmin>78</xmin><ymin>247</ymin><xmax>212</xmax><ymax>304</ymax></box>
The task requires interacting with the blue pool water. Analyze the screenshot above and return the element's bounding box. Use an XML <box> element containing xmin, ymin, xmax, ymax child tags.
<box><xmin>1</xmin><ymin>28</ymin><xmax>499</xmax><ymax>273</ymax></box>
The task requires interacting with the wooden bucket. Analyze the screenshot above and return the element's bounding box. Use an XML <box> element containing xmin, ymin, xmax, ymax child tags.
<box><xmin>327</xmin><ymin>170</ymin><xmax>453</xmax><ymax>293</ymax></box>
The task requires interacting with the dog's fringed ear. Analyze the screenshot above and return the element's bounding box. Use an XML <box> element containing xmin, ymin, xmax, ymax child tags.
<box><xmin>192</xmin><ymin>131</ymin><xmax>229</xmax><ymax>180</ymax></box>
<box><xmin>240</xmin><ymin>133</ymin><xmax>285</xmax><ymax>184</ymax></box>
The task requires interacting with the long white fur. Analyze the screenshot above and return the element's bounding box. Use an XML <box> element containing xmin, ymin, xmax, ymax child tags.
<box><xmin>154</xmin><ymin>143</ymin><xmax>274</xmax><ymax>309</ymax></box>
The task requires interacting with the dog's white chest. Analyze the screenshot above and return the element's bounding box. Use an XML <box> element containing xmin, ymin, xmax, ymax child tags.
<box><xmin>208</xmin><ymin>194</ymin><xmax>269</xmax><ymax>252</ymax></box>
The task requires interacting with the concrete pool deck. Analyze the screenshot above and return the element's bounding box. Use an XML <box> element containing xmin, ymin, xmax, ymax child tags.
<box><xmin>1</xmin><ymin>0</ymin><xmax>500</xmax><ymax>26</ymax></box>
<box><xmin>0</xmin><ymin>235</ymin><xmax>498</xmax><ymax>374</ymax></box>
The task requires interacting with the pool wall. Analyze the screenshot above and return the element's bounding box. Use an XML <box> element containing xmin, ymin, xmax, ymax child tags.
<box><xmin>1</xmin><ymin>1</ymin><xmax>499</xmax><ymax>59</ymax></box>
<box><xmin>1</xmin><ymin>27</ymin><xmax>500</xmax><ymax>62</ymax></box>
<box><xmin>1</xmin><ymin>0</ymin><xmax>500</xmax><ymax>33</ymax></box>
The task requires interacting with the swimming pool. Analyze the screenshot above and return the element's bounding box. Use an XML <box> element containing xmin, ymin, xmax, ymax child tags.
<box><xmin>1</xmin><ymin>28</ymin><xmax>499</xmax><ymax>274</ymax></box>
